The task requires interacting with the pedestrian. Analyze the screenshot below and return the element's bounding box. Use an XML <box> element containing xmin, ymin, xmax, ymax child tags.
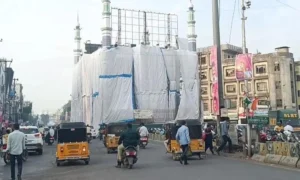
<box><xmin>7</xmin><ymin>123</ymin><xmax>25</xmax><ymax>180</ymax></box>
<box><xmin>204</xmin><ymin>125</ymin><xmax>215</xmax><ymax>155</ymax></box>
<box><xmin>175</xmin><ymin>120</ymin><xmax>190</xmax><ymax>165</ymax></box>
<box><xmin>216</xmin><ymin>118</ymin><xmax>232</xmax><ymax>155</ymax></box>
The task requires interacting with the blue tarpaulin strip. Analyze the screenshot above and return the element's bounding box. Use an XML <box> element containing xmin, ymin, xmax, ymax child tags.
<box><xmin>99</xmin><ymin>74</ymin><xmax>132</xmax><ymax>78</ymax></box>
<box><xmin>118</xmin><ymin>119</ymin><xmax>135</xmax><ymax>123</ymax></box>
<box><xmin>169</xmin><ymin>90</ymin><xmax>179</xmax><ymax>93</ymax></box>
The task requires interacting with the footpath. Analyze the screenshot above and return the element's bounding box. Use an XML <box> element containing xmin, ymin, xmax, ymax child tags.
<box><xmin>149</xmin><ymin>133</ymin><xmax>300</xmax><ymax>169</ymax></box>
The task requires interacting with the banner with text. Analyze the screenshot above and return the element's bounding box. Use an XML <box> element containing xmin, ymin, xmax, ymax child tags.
<box><xmin>235</xmin><ymin>54</ymin><xmax>253</xmax><ymax>81</ymax></box>
<box><xmin>210</xmin><ymin>46</ymin><xmax>219</xmax><ymax>115</ymax></box>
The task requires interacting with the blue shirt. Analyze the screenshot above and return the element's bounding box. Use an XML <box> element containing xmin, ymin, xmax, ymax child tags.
<box><xmin>220</xmin><ymin>121</ymin><xmax>229</xmax><ymax>136</ymax></box>
<box><xmin>176</xmin><ymin>125</ymin><xmax>190</xmax><ymax>145</ymax></box>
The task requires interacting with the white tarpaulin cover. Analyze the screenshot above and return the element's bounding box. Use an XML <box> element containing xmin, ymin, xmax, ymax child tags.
<box><xmin>176</xmin><ymin>38</ymin><xmax>189</xmax><ymax>50</ymax></box>
<box><xmin>71</xmin><ymin>47</ymin><xmax>134</xmax><ymax>127</ymax></box>
<box><xmin>175</xmin><ymin>50</ymin><xmax>200</xmax><ymax>120</ymax></box>
<box><xmin>71</xmin><ymin>45</ymin><xmax>201</xmax><ymax>124</ymax></box>
<box><xmin>133</xmin><ymin>45</ymin><xmax>169</xmax><ymax>122</ymax></box>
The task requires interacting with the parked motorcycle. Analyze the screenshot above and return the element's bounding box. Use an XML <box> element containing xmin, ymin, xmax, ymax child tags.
<box><xmin>121</xmin><ymin>146</ymin><xmax>138</xmax><ymax>169</ymax></box>
<box><xmin>139</xmin><ymin>136</ymin><xmax>148</xmax><ymax>149</ymax></box>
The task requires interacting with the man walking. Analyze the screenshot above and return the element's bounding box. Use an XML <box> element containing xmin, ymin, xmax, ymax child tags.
<box><xmin>7</xmin><ymin>123</ymin><xmax>25</xmax><ymax>180</ymax></box>
<box><xmin>216</xmin><ymin>118</ymin><xmax>232</xmax><ymax>155</ymax></box>
<box><xmin>176</xmin><ymin>120</ymin><xmax>190</xmax><ymax>165</ymax></box>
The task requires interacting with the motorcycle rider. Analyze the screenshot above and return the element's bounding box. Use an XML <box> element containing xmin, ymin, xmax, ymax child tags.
<box><xmin>284</xmin><ymin>121</ymin><xmax>294</xmax><ymax>132</ymax></box>
<box><xmin>86</xmin><ymin>124</ymin><xmax>91</xmax><ymax>140</ymax></box>
<box><xmin>139</xmin><ymin>123</ymin><xmax>149</xmax><ymax>138</ymax></box>
<box><xmin>274</xmin><ymin>120</ymin><xmax>284</xmax><ymax>132</ymax></box>
<box><xmin>115</xmin><ymin>123</ymin><xmax>140</xmax><ymax>168</ymax></box>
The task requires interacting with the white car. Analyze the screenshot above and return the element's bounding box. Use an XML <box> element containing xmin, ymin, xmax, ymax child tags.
<box><xmin>20</xmin><ymin>126</ymin><xmax>44</xmax><ymax>155</ymax></box>
<box><xmin>91</xmin><ymin>128</ymin><xmax>97</xmax><ymax>139</ymax></box>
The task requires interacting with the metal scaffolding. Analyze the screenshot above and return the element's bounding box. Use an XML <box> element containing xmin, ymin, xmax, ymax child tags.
<box><xmin>111</xmin><ymin>7</ymin><xmax>178</xmax><ymax>47</ymax></box>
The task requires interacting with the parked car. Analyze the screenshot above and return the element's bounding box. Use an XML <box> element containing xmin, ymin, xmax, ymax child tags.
<box><xmin>20</xmin><ymin>126</ymin><xmax>44</xmax><ymax>155</ymax></box>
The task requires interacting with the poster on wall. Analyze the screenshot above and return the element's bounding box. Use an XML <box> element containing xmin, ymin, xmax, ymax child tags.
<box><xmin>210</xmin><ymin>46</ymin><xmax>219</xmax><ymax>115</ymax></box>
<box><xmin>235</xmin><ymin>54</ymin><xmax>253</xmax><ymax>81</ymax></box>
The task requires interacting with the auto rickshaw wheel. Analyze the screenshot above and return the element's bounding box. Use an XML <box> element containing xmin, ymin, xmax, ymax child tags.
<box><xmin>172</xmin><ymin>153</ymin><xmax>179</xmax><ymax>161</ymax></box>
<box><xmin>107</xmin><ymin>149</ymin><xmax>110</xmax><ymax>154</ymax></box>
<box><xmin>85</xmin><ymin>160</ymin><xmax>89</xmax><ymax>165</ymax></box>
<box><xmin>56</xmin><ymin>161</ymin><xmax>60</xmax><ymax>167</ymax></box>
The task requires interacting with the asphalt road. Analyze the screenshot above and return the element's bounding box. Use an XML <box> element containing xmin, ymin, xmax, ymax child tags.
<box><xmin>1</xmin><ymin>140</ymin><xmax>300</xmax><ymax>180</ymax></box>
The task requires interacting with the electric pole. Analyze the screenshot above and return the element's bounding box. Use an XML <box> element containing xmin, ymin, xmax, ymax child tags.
<box><xmin>241</xmin><ymin>0</ymin><xmax>251</xmax><ymax>157</ymax></box>
<box><xmin>13</xmin><ymin>78</ymin><xmax>19</xmax><ymax>123</ymax></box>
<box><xmin>212</xmin><ymin>0</ymin><xmax>224</xmax><ymax>134</ymax></box>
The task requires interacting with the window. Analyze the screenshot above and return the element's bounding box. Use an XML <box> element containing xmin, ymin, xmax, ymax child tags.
<box><xmin>275</xmin><ymin>81</ymin><xmax>281</xmax><ymax>89</ymax></box>
<box><xmin>203</xmin><ymin>103</ymin><xmax>209</xmax><ymax>111</ymax></box>
<box><xmin>297</xmin><ymin>75</ymin><xmax>300</xmax><ymax>81</ymax></box>
<box><xmin>274</xmin><ymin>63</ymin><xmax>280</xmax><ymax>71</ymax></box>
<box><xmin>226</xmin><ymin>84</ymin><xmax>236</xmax><ymax>93</ymax></box>
<box><xmin>228</xmin><ymin>99</ymin><xmax>237</xmax><ymax>109</ymax></box>
<box><xmin>255</xmin><ymin>64</ymin><xmax>267</xmax><ymax>74</ymax></box>
<box><xmin>257</xmin><ymin>82</ymin><xmax>268</xmax><ymax>91</ymax></box>
<box><xmin>225</xmin><ymin>68</ymin><xmax>235</xmax><ymax>78</ymax></box>
<box><xmin>241</xmin><ymin>83</ymin><xmax>251</xmax><ymax>92</ymax></box>
<box><xmin>298</xmin><ymin>105</ymin><xmax>300</xmax><ymax>110</ymax></box>
<box><xmin>201</xmin><ymin>71</ymin><xmax>207</xmax><ymax>80</ymax></box>
<box><xmin>298</xmin><ymin>90</ymin><xmax>300</xmax><ymax>97</ymax></box>
<box><xmin>258</xmin><ymin>100</ymin><xmax>269</xmax><ymax>106</ymax></box>
<box><xmin>201</xmin><ymin>87</ymin><xmax>208</xmax><ymax>95</ymax></box>
<box><xmin>276</xmin><ymin>99</ymin><xmax>283</xmax><ymax>107</ymax></box>
<box><xmin>201</xmin><ymin>56</ymin><xmax>206</xmax><ymax>65</ymax></box>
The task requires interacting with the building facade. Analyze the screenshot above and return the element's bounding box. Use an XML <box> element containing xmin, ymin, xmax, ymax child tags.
<box><xmin>295</xmin><ymin>61</ymin><xmax>300</xmax><ymax>110</ymax></box>
<box><xmin>198</xmin><ymin>45</ymin><xmax>296</xmax><ymax>122</ymax></box>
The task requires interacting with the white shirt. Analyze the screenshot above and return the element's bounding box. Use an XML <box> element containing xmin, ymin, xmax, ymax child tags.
<box><xmin>7</xmin><ymin>130</ymin><xmax>26</xmax><ymax>155</ymax></box>
<box><xmin>49</xmin><ymin>128</ymin><xmax>55</xmax><ymax>136</ymax></box>
<box><xmin>139</xmin><ymin>126</ymin><xmax>149</xmax><ymax>137</ymax></box>
<box><xmin>284</xmin><ymin>125</ymin><xmax>294</xmax><ymax>132</ymax></box>
<box><xmin>86</xmin><ymin>126</ymin><xmax>91</xmax><ymax>133</ymax></box>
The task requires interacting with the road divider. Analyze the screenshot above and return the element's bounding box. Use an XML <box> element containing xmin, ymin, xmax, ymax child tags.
<box><xmin>251</xmin><ymin>141</ymin><xmax>300</xmax><ymax>168</ymax></box>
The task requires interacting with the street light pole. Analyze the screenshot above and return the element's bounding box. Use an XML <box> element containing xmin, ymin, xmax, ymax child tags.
<box><xmin>241</xmin><ymin>0</ymin><xmax>252</xmax><ymax>157</ymax></box>
<box><xmin>13</xmin><ymin>78</ymin><xmax>19</xmax><ymax>123</ymax></box>
<box><xmin>212</xmin><ymin>0</ymin><xmax>224</xmax><ymax>134</ymax></box>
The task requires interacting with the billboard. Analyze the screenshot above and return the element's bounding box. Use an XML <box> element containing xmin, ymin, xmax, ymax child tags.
<box><xmin>210</xmin><ymin>46</ymin><xmax>219</xmax><ymax>115</ymax></box>
<box><xmin>235</xmin><ymin>54</ymin><xmax>253</xmax><ymax>81</ymax></box>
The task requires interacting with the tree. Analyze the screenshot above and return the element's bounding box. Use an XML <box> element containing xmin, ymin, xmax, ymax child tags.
<box><xmin>61</xmin><ymin>100</ymin><xmax>71</xmax><ymax>118</ymax></box>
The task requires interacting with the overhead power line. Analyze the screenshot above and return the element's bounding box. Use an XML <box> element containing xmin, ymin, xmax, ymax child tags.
<box><xmin>228</xmin><ymin>0</ymin><xmax>237</xmax><ymax>43</ymax></box>
<box><xmin>276</xmin><ymin>0</ymin><xmax>300</xmax><ymax>12</ymax></box>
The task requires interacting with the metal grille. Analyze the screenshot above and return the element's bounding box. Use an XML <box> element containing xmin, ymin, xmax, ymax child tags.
<box><xmin>111</xmin><ymin>7</ymin><xmax>178</xmax><ymax>47</ymax></box>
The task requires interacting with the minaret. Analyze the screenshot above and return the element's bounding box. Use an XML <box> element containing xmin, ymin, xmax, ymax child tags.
<box><xmin>74</xmin><ymin>13</ymin><xmax>82</xmax><ymax>64</ymax></box>
<box><xmin>101</xmin><ymin>0</ymin><xmax>112</xmax><ymax>47</ymax></box>
<box><xmin>187</xmin><ymin>0</ymin><xmax>197</xmax><ymax>52</ymax></box>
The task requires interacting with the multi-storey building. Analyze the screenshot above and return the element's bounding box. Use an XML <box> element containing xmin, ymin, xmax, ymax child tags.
<box><xmin>198</xmin><ymin>45</ymin><xmax>296</xmax><ymax>122</ymax></box>
<box><xmin>295</xmin><ymin>61</ymin><xmax>300</xmax><ymax>111</ymax></box>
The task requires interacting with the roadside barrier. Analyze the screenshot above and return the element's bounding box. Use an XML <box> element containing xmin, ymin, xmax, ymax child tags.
<box><xmin>149</xmin><ymin>133</ymin><xmax>165</xmax><ymax>141</ymax></box>
<box><xmin>252</xmin><ymin>141</ymin><xmax>300</xmax><ymax>168</ymax></box>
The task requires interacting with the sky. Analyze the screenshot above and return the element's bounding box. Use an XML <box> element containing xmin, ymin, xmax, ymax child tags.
<box><xmin>0</xmin><ymin>0</ymin><xmax>299</xmax><ymax>114</ymax></box>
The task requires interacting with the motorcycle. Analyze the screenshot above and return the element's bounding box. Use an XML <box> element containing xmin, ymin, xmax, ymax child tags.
<box><xmin>260</xmin><ymin>130</ymin><xmax>276</xmax><ymax>143</ymax></box>
<box><xmin>87</xmin><ymin>134</ymin><xmax>91</xmax><ymax>143</ymax></box>
<box><xmin>139</xmin><ymin>136</ymin><xmax>148</xmax><ymax>149</ymax></box>
<box><xmin>48</xmin><ymin>136</ymin><xmax>54</xmax><ymax>145</ymax></box>
<box><xmin>1</xmin><ymin>145</ymin><xmax>28</xmax><ymax>165</ymax></box>
<box><xmin>121</xmin><ymin>146</ymin><xmax>138</xmax><ymax>169</ymax></box>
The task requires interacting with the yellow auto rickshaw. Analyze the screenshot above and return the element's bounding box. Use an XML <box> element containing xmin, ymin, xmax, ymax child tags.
<box><xmin>105</xmin><ymin>122</ymin><xmax>127</xmax><ymax>154</ymax></box>
<box><xmin>165</xmin><ymin>120</ymin><xmax>205</xmax><ymax>160</ymax></box>
<box><xmin>56</xmin><ymin>122</ymin><xmax>90</xmax><ymax>166</ymax></box>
